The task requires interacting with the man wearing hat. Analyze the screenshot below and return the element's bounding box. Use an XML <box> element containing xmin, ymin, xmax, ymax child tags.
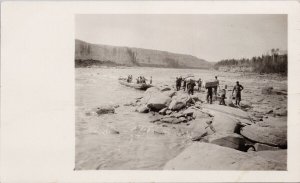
<box><xmin>232</xmin><ymin>81</ymin><xmax>244</xmax><ymax>106</ymax></box>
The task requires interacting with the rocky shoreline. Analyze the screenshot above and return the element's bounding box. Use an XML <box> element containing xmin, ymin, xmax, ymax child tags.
<box><xmin>90</xmin><ymin>79</ymin><xmax>287</xmax><ymax>170</ymax></box>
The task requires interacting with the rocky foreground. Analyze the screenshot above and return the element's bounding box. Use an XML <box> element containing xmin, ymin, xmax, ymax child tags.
<box><xmin>93</xmin><ymin>83</ymin><xmax>287</xmax><ymax>170</ymax></box>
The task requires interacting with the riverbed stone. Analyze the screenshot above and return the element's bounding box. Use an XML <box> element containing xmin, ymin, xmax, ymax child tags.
<box><xmin>163</xmin><ymin>143</ymin><xmax>286</xmax><ymax>170</ymax></box>
<box><xmin>95</xmin><ymin>106</ymin><xmax>115</xmax><ymax>115</ymax></box>
<box><xmin>240</xmin><ymin>116</ymin><xmax>287</xmax><ymax>147</ymax></box>
<box><xmin>147</xmin><ymin>93</ymin><xmax>172</xmax><ymax>111</ymax></box>
<box><xmin>168</xmin><ymin>93</ymin><xmax>192</xmax><ymax>111</ymax></box>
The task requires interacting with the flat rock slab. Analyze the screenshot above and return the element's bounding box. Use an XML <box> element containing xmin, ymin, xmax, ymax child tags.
<box><xmin>202</xmin><ymin>104</ymin><xmax>251</xmax><ymax>120</ymax></box>
<box><xmin>163</xmin><ymin>143</ymin><xmax>286</xmax><ymax>170</ymax></box>
<box><xmin>240</xmin><ymin>117</ymin><xmax>287</xmax><ymax>147</ymax></box>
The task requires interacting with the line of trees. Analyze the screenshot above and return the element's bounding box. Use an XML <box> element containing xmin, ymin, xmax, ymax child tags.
<box><xmin>214</xmin><ymin>49</ymin><xmax>287</xmax><ymax>75</ymax></box>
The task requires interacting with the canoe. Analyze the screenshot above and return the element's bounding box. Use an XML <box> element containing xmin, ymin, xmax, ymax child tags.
<box><xmin>118</xmin><ymin>78</ymin><xmax>153</xmax><ymax>90</ymax></box>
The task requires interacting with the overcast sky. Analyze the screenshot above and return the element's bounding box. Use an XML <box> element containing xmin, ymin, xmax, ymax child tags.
<box><xmin>75</xmin><ymin>14</ymin><xmax>287</xmax><ymax>62</ymax></box>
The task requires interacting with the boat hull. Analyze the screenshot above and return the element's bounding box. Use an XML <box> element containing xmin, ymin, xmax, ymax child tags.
<box><xmin>118</xmin><ymin>79</ymin><xmax>152</xmax><ymax>90</ymax></box>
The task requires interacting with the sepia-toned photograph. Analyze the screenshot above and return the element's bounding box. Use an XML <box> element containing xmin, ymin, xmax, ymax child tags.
<box><xmin>75</xmin><ymin>14</ymin><xmax>287</xmax><ymax>170</ymax></box>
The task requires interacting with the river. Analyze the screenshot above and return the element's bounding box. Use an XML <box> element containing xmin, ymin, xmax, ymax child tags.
<box><xmin>75</xmin><ymin>67</ymin><xmax>287</xmax><ymax>170</ymax></box>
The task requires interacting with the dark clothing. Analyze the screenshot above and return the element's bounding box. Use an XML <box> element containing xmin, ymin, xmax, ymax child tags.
<box><xmin>187</xmin><ymin>82</ymin><xmax>196</xmax><ymax>95</ymax></box>
<box><xmin>206</xmin><ymin>87</ymin><xmax>213</xmax><ymax>104</ymax></box>
<box><xmin>233</xmin><ymin>84</ymin><xmax>244</xmax><ymax>105</ymax></box>
<box><xmin>176</xmin><ymin>78</ymin><xmax>181</xmax><ymax>91</ymax></box>
<box><xmin>183</xmin><ymin>80</ymin><xmax>186</xmax><ymax>91</ymax></box>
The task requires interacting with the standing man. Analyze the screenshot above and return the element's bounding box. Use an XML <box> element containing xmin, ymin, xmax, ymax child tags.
<box><xmin>232</xmin><ymin>81</ymin><xmax>244</xmax><ymax>106</ymax></box>
<box><xmin>219</xmin><ymin>85</ymin><xmax>227</xmax><ymax>105</ymax></box>
<box><xmin>150</xmin><ymin>76</ymin><xmax>152</xmax><ymax>84</ymax></box>
<box><xmin>183</xmin><ymin>79</ymin><xmax>187</xmax><ymax>91</ymax></box>
<box><xmin>197</xmin><ymin>78</ymin><xmax>202</xmax><ymax>91</ymax></box>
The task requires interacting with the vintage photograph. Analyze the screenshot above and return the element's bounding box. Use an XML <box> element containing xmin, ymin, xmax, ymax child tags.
<box><xmin>75</xmin><ymin>14</ymin><xmax>287</xmax><ymax>170</ymax></box>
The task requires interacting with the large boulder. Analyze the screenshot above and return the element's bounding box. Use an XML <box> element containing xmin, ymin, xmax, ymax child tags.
<box><xmin>187</xmin><ymin>119</ymin><xmax>215</xmax><ymax>140</ymax></box>
<box><xmin>140</xmin><ymin>87</ymin><xmax>160</xmax><ymax>104</ymax></box>
<box><xmin>240</xmin><ymin>117</ymin><xmax>287</xmax><ymax>147</ymax></box>
<box><xmin>169</xmin><ymin>93</ymin><xmax>192</xmax><ymax>111</ymax></box>
<box><xmin>207</xmin><ymin>133</ymin><xmax>246</xmax><ymax>150</ymax></box>
<box><xmin>163</xmin><ymin>142</ymin><xmax>286</xmax><ymax>170</ymax></box>
<box><xmin>147</xmin><ymin>93</ymin><xmax>172</xmax><ymax>111</ymax></box>
<box><xmin>211</xmin><ymin>112</ymin><xmax>242</xmax><ymax>133</ymax></box>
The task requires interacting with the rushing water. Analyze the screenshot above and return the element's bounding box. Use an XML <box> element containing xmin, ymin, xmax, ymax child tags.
<box><xmin>75</xmin><ymin>67</ymin><xmax>287</xmax><ymax>170</ymax></box>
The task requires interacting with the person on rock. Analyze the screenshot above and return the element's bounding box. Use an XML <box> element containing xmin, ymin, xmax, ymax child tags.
<box><xmin>150</xmin><ymin>76</ymin><xmax>152</xmax><ymax>84</ymax></box>
<box><xmin>197</xmin><ymin>78</ymin><xmax>202</xmax><ymax>91</ymax></box>
<box><xmin>206</xmin><ymin>87</ymin><xmax>213</xmax><ymax>104</ymax></box>
<box><xmin>214</xmin><ymin>76</ymin><xmax>220</xmax><ymax>96</ymax></box>
<box><xmin>219</xmin><ymin>85</ymin><xmax>227</xmax><ymax>105</ymax></box>
<box><xmin>188</xmin><ymin>79</ymin><xmax>196</xmax><ymax>95</ymax></box>
<box><xmin>183</xmin><ymin>79</ymin><xmax>187</xmax><ymax>91</ymax></box>
<box><xmin>232</xmin><ymin>81</ymin><xmax>244</xmax><ymax>106</ymax></box>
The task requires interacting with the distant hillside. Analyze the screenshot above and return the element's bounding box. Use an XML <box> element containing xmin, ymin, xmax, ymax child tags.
<box><xmin>214</xmin><ymin>49</ymin><xmax>287</xmax><ymax>75</ymax></box>
<box><xmin>75</xmin><ymin>39</ymin><xmax>212</xmax><ymax>69</ymax></box>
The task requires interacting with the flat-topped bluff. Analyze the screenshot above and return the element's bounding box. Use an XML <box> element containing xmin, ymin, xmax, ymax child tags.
<box><xmin>75</xmin><ymin>39</ymin><xmax>212</xmax><ymax>69</ymax></box>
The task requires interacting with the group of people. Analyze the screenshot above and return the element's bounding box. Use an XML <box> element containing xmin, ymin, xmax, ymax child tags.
<box><xmin>176</xmin><ymin>76</ymin><xmax>244</xmax><ymax>107</ymax></box>
<box><xmin>206</xmin><ymin>76</ymin><xmax>244</xmax><ymax>107</ymax></box>
<box><xmin>126</xmin><ymin>75</ymin><xmax>152</xmax><ymax>84</ymax></box>
<box><xmin>175</xmin><ymin>77</ymin><xmax>203</xmax><ymax>95</ymax></box>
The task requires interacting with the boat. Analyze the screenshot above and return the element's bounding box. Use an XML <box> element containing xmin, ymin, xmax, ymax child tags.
<box><xmin>118</xmin><ymin>78</ymin><xmax>153</xmax><ymax>90</ymax></box>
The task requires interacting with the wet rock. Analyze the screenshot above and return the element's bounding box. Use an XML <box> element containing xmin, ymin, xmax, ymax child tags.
<box><xmin>240</xmin><ymin>117</ymin><xmax>287</xmax><ymax>147</ymax></box>
<box><xmin>164</xmin><ymin>143</ymin><xmax>286</xmax><ymax>170</ymax></box>
<box><xmin>96</xmin><ymin>106</ymin><xmax>115</xmax><ymax>115</ymax></box>
<box><xmin>207</xmin><ymin>133</ymin><xmax>246</xmax><ymax>150</ymax></box>
<box><xmin>168</xmin><ymin>93</ymin><xmax>192</xmax><ymax>111</ymax></box>
<box><xmin>254</xmin><ymin>143</ymin><xmax>281</xmax><ymax>151</ymax></box>
<box><xmin>147</xmin><ymin>93</ymin><xmax>172</xmax><ymax>111</ymax></box>
<box><xmin>136</xmin><ymin>105</ymin><xmax>149</xmax><ymax>113</ymax></box>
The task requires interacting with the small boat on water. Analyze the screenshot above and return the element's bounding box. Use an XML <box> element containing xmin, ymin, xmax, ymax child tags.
<box><xmin>118</xmin><ymin>78</ymin><xmax>153</xmax><ymax>90</ymax></box>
